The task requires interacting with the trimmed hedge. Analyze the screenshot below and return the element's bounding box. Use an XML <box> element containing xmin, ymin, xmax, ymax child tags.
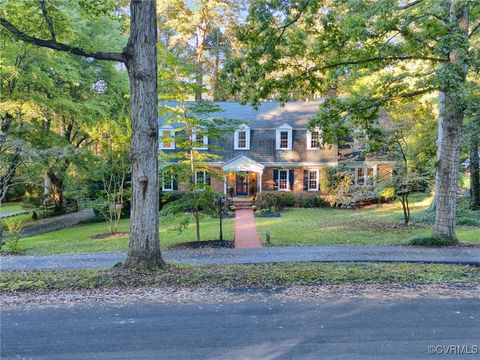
<box><xmin>255</xmin><ymin>191</ymin><xmax>327</xmax><ymax>211</ymax></box>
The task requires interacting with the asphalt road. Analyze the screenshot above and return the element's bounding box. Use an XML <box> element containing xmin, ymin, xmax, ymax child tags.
<box><xmin>2</xmin><ymin>298</ymin><xmax>479</xmax><ymax>359</ymax></box>
<box><xmin>2</xmin><ymin>245</ymin><xmax>480</xmax><ymax>271</ymax></box>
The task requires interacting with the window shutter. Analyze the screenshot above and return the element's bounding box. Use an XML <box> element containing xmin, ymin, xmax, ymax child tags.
<box><xmin>303</xmin><ymin>170</ymin><xmax>308</xmax><ymax>190</ymax></box>
<box><xmin>246</xmin><ymin>129</ymin><xmax>250</xmax><ymax>149</ymax></box>
<box><xmin>288</xmin><ymin>170</ymin><xmax>294</xmax><ymax>191</ymax></box>
<box><xmin>234</xmin><ymin>130</ymin><xmax>238</xmax><ymax>149</ymax></box>
<box><xmin>273</xmin><ymin>169</ymin><xmax>279</xmax><ymax>190</ymax></box>
<box><xmin>173</xmin><ymin>177</ymin><xmax>178</xmax><ymax>191</ymax></box>
<box><xmin>206</xmin><ymin>172</ymin><xmax>211</xmax><ymax>185</ymax></box>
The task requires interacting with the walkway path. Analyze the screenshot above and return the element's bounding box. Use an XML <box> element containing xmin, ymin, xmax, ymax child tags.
<box><xmin>234</xmin><ymin>209</ymin><xmax>262</xmax><ymax>249</ymax></box>
<box><xmin>0</xmin><ymin>210</ymin><xmax>29</xmax><ymax>219</ymax></box>
<box><xmin>21</xmin><ymin>209</ymin><xmax>95</xmax><ymax>238</ymax></box>
<box><xmin>1</xmin><ymin>245</ymin><xmax>479</xmax><ymax>271</ymax></box>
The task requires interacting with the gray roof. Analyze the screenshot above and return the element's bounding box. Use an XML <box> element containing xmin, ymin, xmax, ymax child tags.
<box><xmin>159</xmin><ymin>101</ymin><xmax>322</xmax><ymax>129</ymax></box>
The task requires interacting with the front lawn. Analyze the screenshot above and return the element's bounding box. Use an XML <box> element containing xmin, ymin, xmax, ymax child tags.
<box><xmin>0</xmin><ymin>202</ymin><xmax>24</xmax><ymax>214</ymax></box>
<box><xmin>16</xmin><ymin>215</ymin><xmax>234</xmax><ymax>255</ymax></box>
<box><xmin>255</xmin><ymin>194</ymin><xmax>480</xmax><ymax>246</ymax></box>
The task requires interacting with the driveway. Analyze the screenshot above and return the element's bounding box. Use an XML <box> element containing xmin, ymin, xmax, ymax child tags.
<box><xmin>1</xmin><ymin>245</ymin><xmax>479</xmax><ymax>271</ymax></box>
<box><xmin>1</xmin><ymin>297</ymin><xmax>479</xmax><ymax>359</ymax></box>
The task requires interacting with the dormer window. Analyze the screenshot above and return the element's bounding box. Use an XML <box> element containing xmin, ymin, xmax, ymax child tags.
<box><xmin>159</xmin><ymin>126</ymin><xmax>175</xmax><ymax>150</ymax></box>
<box><xmin>234</xmin><ymin>125</ymin><xmax>250</xmax><ymax>150</ymax></box>
<box><xmin>307</xmin><ymin>129</ymin><xmax>321</xmax><ymax>150</ymax></box>
<box><xmin>192</xmin><ymin>129</ymin><xmax>208</xmax><ymax>150</ymax></box>
<box><xmin>276</xmin><ymin>123</ymin><xmax>292</xmax><ymax>150</ymax></box>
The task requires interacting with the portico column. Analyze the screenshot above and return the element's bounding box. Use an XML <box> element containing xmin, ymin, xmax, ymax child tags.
<box><xmin>223</xmin><ymin>174</ymin><xmax>227</xmax><ymax>194</ymax></box>
<box><xmin>258</xmin><ymin>171</ymin><xmax>262</xmax><ymax>193</ymax></box>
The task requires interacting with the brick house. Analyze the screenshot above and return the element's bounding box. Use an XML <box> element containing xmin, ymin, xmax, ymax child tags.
<box><xmin>159</xmin><ymin>101</ymin><xmax>394</xmax><ymax>196</ymax></box>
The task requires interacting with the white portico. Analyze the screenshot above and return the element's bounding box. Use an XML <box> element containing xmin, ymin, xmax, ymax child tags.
<box><xmin>222</xmin><ymin>155</ymin><xmax>265</xmax><ymax>196</ymax></box>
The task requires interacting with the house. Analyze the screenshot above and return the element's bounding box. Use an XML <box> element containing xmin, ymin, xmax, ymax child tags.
<box><xmin>158</xmin><ymin>101</ymin><xmax>394</xmax><ymax>196</ymax></box>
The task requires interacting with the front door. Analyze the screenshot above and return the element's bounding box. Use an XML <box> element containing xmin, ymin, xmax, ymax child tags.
<box><xmin>235</xmin><ymin>173</ymin><xmax>248</xmax><ymax>196</ymax></box>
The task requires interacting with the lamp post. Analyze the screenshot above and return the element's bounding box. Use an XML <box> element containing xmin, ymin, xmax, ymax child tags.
<box><xmin>217</xmin><ymin>195</ymin><xmax>226</xmax><ymax>241</ymax></box>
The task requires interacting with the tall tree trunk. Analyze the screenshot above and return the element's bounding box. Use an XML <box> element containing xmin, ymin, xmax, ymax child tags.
<box><xmin>124</xmin><ymin>0</ymin><xmax>164</xmax><ymax>269</ymax></box>
<box><xmin>429</xmin><ymin>91</ymin><xmax>445</xmax><ymax>211</ymax></box>
<box><xmin>432</xmin><ymin>1</ymin><xmax>469</xmax><ymax>242</ymax></box>
<box><xmin>470</xmin><ymin>129</ymin><xmax>480</xmax><ymax>209</ymax></box>
<box><xmin>189</xmin><ymin>145</ymin><xmax>201</xmax><ymax>242</ymax></box>
<box><xmin>0</xmin><ymin>0</ymin><xmax>164</xmax><ymax>269</ymax></box>
<box><xmin>47</xmin><ymin>170</ymin><xmax>65</xmax><ymax>214</ymax></box>
<box><xmin>212</xmin><ymin>31</ymin><xmax>220</xmax><ymax>101</ymax></box>
<box><xmin>195</xmin><ymin>25</ymin><xmax>206</xmax><ymax>101</ymax></box>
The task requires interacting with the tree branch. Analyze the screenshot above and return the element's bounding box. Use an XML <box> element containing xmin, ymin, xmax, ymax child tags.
<box><xmin>308</xmin><ymin>55</ymin><xmax>446</xmax><ymax>73</ymax></box>
<box><xmin>470</xmin><ymin>21</ymin><xmax>480</xmax><ymax>38</ymax></box>
<box><xmin>0</xmin><ymin>18</ymin><xmax>126</xmax><ymax>63</ymax></box>
<box><xmin>398</xmin><ymin>0</ymin><xmax>425</xmax><ymax>11</ymax></box>
<box><xmin>39</xmin><ymin>0</ymin><xmax>56</xmax><ymax>41</ymax></box>
<box><xmin>265</xmin><ymin>0</ymin><xmax>312</xmax><ymax>51</ymax></box>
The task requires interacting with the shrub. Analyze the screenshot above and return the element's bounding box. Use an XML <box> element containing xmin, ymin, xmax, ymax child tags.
<box><xmin>255</xmin><ymin>192</ymin><xmax>283</xmax><ymax>212</ymax></box>
<box><xmin>159</xmin><ymin>191</ymin><xmax>184</xmax><ymax>210</ymax></box>
<box><xmin>254</xmin><ymin>208</ymin><xmax>281</xmax><ymax>217</ymax></box>
<box><xmin>293</xmin><ymin>192</ymin><xmax>325</xmax><ymax>208</ymax></box>
<box><xmin>283</xmin><ymin>192</ymin><xmax>295</xmax><ymax>207</ymax></box>
<box><xmin>319</xmin><ymin>167</ymin><xmax>340</xmax><ymax>193</ymax></box>
<box><xmin>324</xmin><ymin>185</ymin><xmax>384</xmax><ymax>208</ymax></box>
<box><xmin>1</xmin><ymin>217</ymin><xmax>24</xmax><ymax>254</ymax></box>
<box><xmin>379</xmin><ymin>187</ymin><xmax>396</xmax><ymax>201</ymax></box>
<box><xmin>255</xmin><ymin>191</ymin><xmax>326</xmax><ymax>210</ymax></box>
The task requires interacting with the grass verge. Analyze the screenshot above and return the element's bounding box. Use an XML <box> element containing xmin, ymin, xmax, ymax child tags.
<box><xmin>1</xmin><ymin>262</ymin><xmax>479</xmax><ymax>292</ymax></box>
<box><xmin>408</xmin><ymin>236</ymin><xmax>459</xmax><ymax>247</ymax></box>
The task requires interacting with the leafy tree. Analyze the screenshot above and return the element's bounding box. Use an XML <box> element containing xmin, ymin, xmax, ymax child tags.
<box><xmin>91</xmin><ymin>119</ymin><xmax>131</xmax><ymax>234</ymax></box>
<box><xmin>225</xmin><ymin>0</ymin><xmax>480</xmax><ymax>243</ymax></box>
<box><xmin>465</xmin><ymin>87</ymin><xmax>480</xmax><ymax>209</ymax></box>
<box><xmin>1</xmin><ymin>0</ymin><xmax>165</xmax><ymax>268</ymax></box>
<box><xmin>158</xmin><ymin>0</ymin><xmax>244</xmax><ymax>100</ymax></box>
<box><xmin>160</xmin><ymin>101</ymin><xmax>237</xmax><ymax>241</ymax></box>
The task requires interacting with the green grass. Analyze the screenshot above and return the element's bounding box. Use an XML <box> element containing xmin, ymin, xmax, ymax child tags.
<box><xmin>256</xmin><ymin>194</ymin><xmax>480</xmax><ymax>246</ymax></box>
<box><xmin>10</xmin><ymin>193</ymin><xmax>480</xmax><ymax>255</ymax></box>
<box><xmin>0</xmin><ymin>202</ymin><xmax>24</xmax><ymax>214</ymax></box>
<box><xmin>16</xmin><ymin>215</ymin><xmax>234</xmax><ymax>255</ymax></box>
<box><xmin>1</xmin><ymin>262</ymin><xmax>478</xmax><ymax>292</ymax></box>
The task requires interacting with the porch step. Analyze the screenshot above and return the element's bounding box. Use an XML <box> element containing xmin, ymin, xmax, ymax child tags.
<box><xmin>231</xmin><ymin>197</ymin><xmax>253</xmax><ymax>210</ymax></box>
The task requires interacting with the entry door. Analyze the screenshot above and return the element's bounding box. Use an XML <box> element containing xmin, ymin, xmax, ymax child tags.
<box><xmin>236</xmin><ymin>173</ymin><xmax>248</xmax><ymax>196</ymax></box>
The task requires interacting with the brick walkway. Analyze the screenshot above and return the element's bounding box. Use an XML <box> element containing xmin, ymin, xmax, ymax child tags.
<box><xmin>234</xmin><ymin>209</ymin><xmax>262</xmax><ymax>249</ymax></box>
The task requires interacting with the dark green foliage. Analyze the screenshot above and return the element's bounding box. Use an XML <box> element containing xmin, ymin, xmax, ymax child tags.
<box><xmin>411</xmin><ymin>197</ymin><xmax>480</xmax><ymax>227</ymax></box>
<box><xmin>159</xmin><ymin>191</ymin><xmax>185</xmax><ymax>210</ymax></box>
<box><xmin>407</xmin><ymin>236</ymin><xmax>458</xmax><ymax>247</ymax></box>
<box><xmin>255</xmin><ymin>191</ymin><xmax>326</xmax><ymax>211</ymax></box>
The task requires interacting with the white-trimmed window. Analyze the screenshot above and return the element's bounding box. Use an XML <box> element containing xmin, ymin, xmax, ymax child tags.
<box><xmin>307</xmin><ymin>170</ymin><xmax>319</xmax><ymax>191</ymax></box>
<box><xmin>192</xmin><ymin>129</ymin><xmax>208</xmax><ymax>150</ymax></box>
<box><xmin>195</xmin><ymin>171</ymin><xmax>208</xmax><ymax>189</ymax></box>
<box><xmin>307</xmin><ymin>130</ymin><xmax>321</xmax><ymax>150</ymax></box>
<box><xmin>357</xmin><ymin>167</ymin><xmax>365</xmax><ymax>185</ymax></box>
<box><xmin>162</xmin><ymin>174</ymin><xmax>174</xmax><ymax>191</ymax></box>
<box><xmin>279</xmin><ymin>170</ymin><xmax>289</xmax><ymax>191</ymax></box>
<box><xmin>159</xmin><ymin>126</ymin><xmax>175</xmax><ymax>150</ymax></box>
<box><xmin>234</xmin><ymin>125</ymin><xmax>250</xmax><ymax>150</ymax></box>
<box><xmin>276</xmin><ymin>123</ymin><xmax>292</xmax><ymax>150</ymax></box>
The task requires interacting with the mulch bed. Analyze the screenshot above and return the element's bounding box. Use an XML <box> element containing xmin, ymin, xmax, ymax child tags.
<box><xmin>91</xmin><ymin>232</ymin><xmax>129</xmax><ymax>240</ymax></box>
<box><xmin>169</xmin><ymin>240</ymin><xmax>234</xmax><ymax>250</ymax></box>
